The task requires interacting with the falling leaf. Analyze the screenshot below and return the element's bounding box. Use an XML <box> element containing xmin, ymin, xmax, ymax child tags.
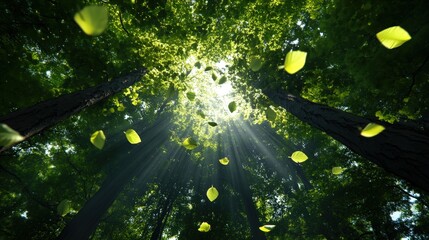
<box><xmin>376</xmin><ymin>26</ymin><xmax>411</xmax><ymax>49</ymax></box>
<box><xmin>204</xmin><ymin>66</ymin><xmax>213</xmax><ymax>71</ymax></box>
<box><xmin>284</xmin><ymin>50</ymin><xmax>307</xmax><ymax>74</ymax></box>
<box><xmin>249</xmin><ymin>57</ymin><xmax>263</xmax><ymax>72</ymax></box>
<box><xmin>332</xmin><ymin>167</ymin><xmax>346</xmax><ymax>175</ymax></box>
<box><xmin>259</xmin><ymin>225</ymin><xmax>275</xmax><ymax>232</ymax></box>
<box><xmin>182</xmin><ymin>137</ymin><xmax>197</xmax><ymax>150</ymax></box>
<box><xmin>206</xmin><ymin>186</ymin><xmax>219</xmax><ymax>202</ymax></box>
<box><xmin>197</xmin><ymin>110</ymin><xmax>206</xmax><ymax>119</ymax></box>
<box><xmin>208</xmin><ymin>122</ymin><xmax>218</xmax><ymax>127</ymax></box>
<box><xmin>212</xmin><ymin>73</ymin><xmax>217</xmax><ymax>81</ymax></box>
<box><xmin>57</xmin><ymin>200</ymin><xmax>72</xmax><ymax>217</ymax></box>
<box><xmin>124</xmin><ymin>129</ymin><xmax>141</xmax><ymax>144</ymax></box>
<box><xmin>266</xmin><ymin>107</ymin><xmax>277</xmax><ymax>122</ymax></box>
<box><xmin>186</xmin><ymin>92</ymin><xmax>196</xmax><ymax>101</ymax></box>
<box><xmin>0</xmin><ymin>124</ymin><xmax>24</xmax><ymax>147</ymax></box>
<box><xmin>74</xmin><ymin>6</ymin><xmax>109</xmax><ymax>36</ymax></box>
<box><xmin>290</xmin><ymin>151</ymin><xmax>308</xmax><ymax>163</ymax></box>
<box><xmin>218</xmin><ymin>76</ymin><xmax>227</xmax><ymax>84</ymax></box>
<box><xmin>228</xmin><ymin>101</ymin><xmax>237</xmax><ymax>113</ymax></box>
<box><xmin>361</xmin><ymin>123</ymin><xmax>385</xmax><ymax>137</ymax></box>
<box><xmin>195</xmin><ymin>62</ymin><xmax>202</xmax><ymax>68</ymax></box>
<box><xmin>198</xmin><ymin>222</ymin><xmax>211</xmax><ymax>232</ymax></box>
<box><xmin>90</xmin><ymin>130</ymin><xmax>106</xmax><ymax>150</ymax></box>
<box><xmin>219</xmin><ymin>157</ymin><xmax>229</xmax><ymax>165</ymax></box>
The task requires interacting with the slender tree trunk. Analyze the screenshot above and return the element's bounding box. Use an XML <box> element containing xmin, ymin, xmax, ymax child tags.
<box><xmin>57</xmin><ymin>115</ymin><xmax>170</xmax><ymax>240</ymax></box>
<box><xmin>266</xmin><ymin>91</ymin><xmax>429</xmax><ymax>192</ymax></box>
<box><xmin>0</xmin><ymin>68</ymin><xmax>146</xmax><ymax>152</ymax></box>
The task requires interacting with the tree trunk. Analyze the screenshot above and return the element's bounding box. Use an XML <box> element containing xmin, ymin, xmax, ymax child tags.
<box><xmin>57</xmin><ymin>115</ymin><xmax>170</xmax><ymax>240</ymax></box>
<box><xmin>266</xmin><ymin>91</ymin><xmax>429</xmax><ymax>192</ymax></box>
<box><xmin>0</xmin><ymin>68</ymin><xmax>146</xmax><ymax>153</ymax></box>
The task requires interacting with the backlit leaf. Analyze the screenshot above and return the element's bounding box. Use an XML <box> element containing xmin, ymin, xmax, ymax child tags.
<box><xmin>284</xmin><ymin>50</ymin><xmax>307</xmax><ymax>74</ymax></box>
<box><xmin>361</xmin><ymin>123</ymin><xmax>385</xmax><ymax>137</ymax></box>
<box><xmin>0</xmin><ymin>124</ymin><xmax>24</xmax><ymax>147</ymax></box>
<box><xmin>259</xmin><ymin>225</ymin><xmax>275</xmax><ymax>232</ymax></box>
<box><xmin>74</xmin><ymin>6</ymin><xmax>108</xmax><ymax>36</ymax></box>
<box><xmin>124</xmin><ymin>129</ymin><xmax>141</xmax><ymax>144</ymax></box>
<box><xmin>250</xmin><ymin>57</ymin><xmax>263</xmax><ymax>72</ymax></box>
<box><xmin>219</xmin><ymin>157</ymin><xmax>229</xmax><ymax>165</ymax></box>
<box><xmin>186</xmin><ymin>92</ymin><xmax>196</xmax><ymax>101</ymax></box>
<box><xmin>197</xmin><ymin>110</ymin><xmax>206</xmax><ymax>119</ymax></box>
<box><xmin>90</xmin><ymin>130</ymin><xmax>106</xmax><ymax>150</ymax></box>
<box><xmin>182</xmin><ymin>137</ymin><xmax>197</xmax><ymax>150</ymax></box>
<box><xmin>266</xmin><ymin>107</ymin><xmax>277</xmax><ymax>121</ymax></box>
<box><xmin>332</xmin><ymin>167</ymin><xmax>346</xmax><ymax>175</ymax></box>
<box><xmin>290</xmin><ymin>151</ymin><xmax>308</xmax><ymax>163</ymax></box>
<box><xmin>228</xmin><ymin>101</ymin><xmax>237</xmax><ymax>113</ymax></box>
<box><xmin>376</xmin><ymin>26</ymin><xmax>411</xmax><ymax>49</ymax></box>
<box><xmin>57</xmin><ymin>200</ymin><xmax>72</xmax><ymax>217</ymax></box>
<box><xmin>208</xmin><ymin>122</ymin><xmax>218</xmax><ymax>127</ymax></box>
<box><xmin>198</xmin><ymin>222</ymin><xmax>211</xmax><ymax>232</ymax></box>
<box><xmin>218</xmin><ymin>76</ymin><xmax>227</xmax><ymax>84</ymax></box>
<box><xmin>206</xmin><ymin>186</ymin><xmax>219</xmax><ymax>202</ymax></box>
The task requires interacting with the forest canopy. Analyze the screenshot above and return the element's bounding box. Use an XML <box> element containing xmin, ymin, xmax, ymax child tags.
<box><xmin>1</xmin><ymin>0</ymin><xmax>429</xmax><ymax>239</ymax></box>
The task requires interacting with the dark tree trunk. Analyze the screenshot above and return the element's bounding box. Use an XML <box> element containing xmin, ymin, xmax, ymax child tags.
<box><xmin>0</xmin><ymin>68</ymin><xmax>146</xmax><ymax>152</ymax></box>
<box><xmin>57</xmin><ymin>115</ymin><xmax>170</xmax><ymax>240</ymax></box>
<box><xmin>266</xmin><ymin>91</ymin><xmax>429</xmax><ymax>192</ymax></box>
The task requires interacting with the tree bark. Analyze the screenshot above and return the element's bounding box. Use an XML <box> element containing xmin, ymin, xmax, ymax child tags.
<box><xmin>0</xmin><ymin>68</ymin><xmax>146</xmax><ymax>153</ymax></box>
<box><xmin>266</xmin><ymin>91</ymin><xmax>429</xmax><ymax>192</ymax></box>
<box><xmin>57</xmin><ymin>114</ymin><xmax>170</xmax><ymax>240</ymax></box>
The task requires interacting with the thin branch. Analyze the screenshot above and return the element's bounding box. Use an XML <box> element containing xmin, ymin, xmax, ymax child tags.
<box><xmin>119</xmin><ymin>11</ymin><xmax>130</xmax><ymax>36</ymax></box>
<box><xmin>405</xmin><ymin>54</ymin><xmax>429</xmax><ymax>98</ymax></box>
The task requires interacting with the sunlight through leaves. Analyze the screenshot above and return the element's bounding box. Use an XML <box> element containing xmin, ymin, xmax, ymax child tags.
<box><xmin>0</xmin><ymin>124</ymin><xmax>24</xmax><ymax>147</ymax></box>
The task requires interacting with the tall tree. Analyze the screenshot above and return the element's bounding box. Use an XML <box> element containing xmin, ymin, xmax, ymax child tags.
<box><xmin>0</xmin><ymin>69</ymin><xmax>145</xmax><ymax>153</ymax></box>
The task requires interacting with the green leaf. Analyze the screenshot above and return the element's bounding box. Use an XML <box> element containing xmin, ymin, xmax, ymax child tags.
<box><xmin>198</xmin><ymin>222</ymin><xmax>211</xmax><ymax>232</ymax></box>
<box><xmin>206</xmin><ymin>186</ymin><xmax>219</xmax><ymax>202</ymax></box>
<box><xmin>57</xmin><ymin>200</ymin><xmax>72</xmax><ymax>217</ymax></box>
<box><xmin>266</xmin><ymin>107</ymin><xmax>277</xmax><ymax>122</ymax></box>
<box><xmin>197</xmin><ymin>110</ymin><xmax>206</xmax><ymax>119</ymax></box>
<box><xmin>228</xmin><ymin>101</ymin><xmax>237</xmax><ymax>113</ymax></box>
<box><xmin>249</xmin><ymin>57</ymin><xmax>263</xmax><ymax>72</ymax></box>
<box><xmin>194</xmin><ymin>62</ymin><xmax>202</xmax><ymax>68</ymax></box>
<box><xmin>361</xmin><ymin>123</ymin><xmax>385</xmax><ymax>137</ymax></box>
<box><xmin>218</xmin><ymin>76</ymin><xmax>227</xmax><ymax>84</ymax></box>
<box><xmin>259</xmin><ymin>225</ymin><xmax>275</xmax><ymax>232</ymax></box>
<box><xmin>182</xmin><ymin>137</ymin><xmax>197</xmax><ymax>150</ymax></box>
<box><xmin>376</xmin><ymin>26</ymin><xmax>411</xmax><ymax>49</ymax></box>
<box><xmin>284</xmin><ymin>50</ymin><xmax>307</xmax><ymax>74</ymax></box>
<box><xmin>219</xmin><ymin>157</ymin><xmax>229</xmax><ymax>165</ymax></box>
<box><xmin>332</xmin><ymin>167</ymin><xmax>346</xmax><ymax>175</ymax></box>
<box><xmin>0</xmin><ymin>124</ymin><xmax>24</xmax><ymax>147</ymax></box>
<box><xmin>204</xmin><ymin>66</ymin><xmax>213</xmax><ymax>71</ymax></box>
<box><xmin>212</xmin><ymin>73</ymin><xmax>217</xmax><ymax>81</ymax></box>
<box><xmin>186</xmin><ymin>92</ymin><xmax>196</xmax><ymax>101</ymax></box>
<box><xmin>74</xmin><ymin>6</ymin><xmax>109</xmax><ymax>36</ymax></box>
<box><xmin>124</xmin><ymin>129</ymin><xmax>141</xmax><ymax>144</ymax></box>
<box><xmin>90</xmin><ymin>130</ymin><xmax>106</xmax><ymax>150</ymax></box>
<box><xmin>208</xmin><ymin>122</ymin><xmax>218</xmax><ymax>127</ymax></box>
<box><xmin>290</xmin><ymin>151</ymin><xmax>308</xmax><ymax>163</ymax></box>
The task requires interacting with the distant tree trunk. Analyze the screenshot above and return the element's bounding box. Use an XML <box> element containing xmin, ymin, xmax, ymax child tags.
<box><xmin>0</xmin><ymin>68</ymin><xmax>146</xmax><ymax>153</ymax></box>
<box><xmin>265</xmin><ymin>91</ymin><xmax>429</xmax><ymax>192</ymax></box>
<box><xmin>57</xmin><ymin>115</ymin><xmax>170</xmax><ymax>240</ymax></box>
<box><xmin>150</xmin><ymin>189</ymin><xmax>177</xmax><ymax>240</ymax></box>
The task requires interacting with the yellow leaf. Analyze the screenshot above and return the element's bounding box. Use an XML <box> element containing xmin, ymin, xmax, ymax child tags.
<box><xmin>198</xmin><ymin>222</ymin><xmax>211</xmax><ymax>232</ymax></box>
<box><xmin>90</xmin><ymin>130</ymin><xmax>106</xmax><ymax>150</ymax></box>
<box><xmin>0</xmin><ymin>124</ymin><xmax>24</xmax><ymax>147</ymax></box>
<box><xmin>206</xmin><ymin>186</ymin><xmax>219</xmax><ymax>202</ymax></box>
<box><xmin>219</xmin><ymin>157</ymin><xmax>230</xmax><ymax>165</ymax></box>
<box><xmin>376</xmin><ymin>26</ymin><xmax>411</xmax><ymax>49</ymax></box>
<box><xmin>182</xmin><ymin>137</ymin><xmax>197</xmax><ymax>150</ymax></box>
<box><xmin>332</xmin><ymin>167</ymin><xmax>346</xmax><ymax>175</ymax></box>
<box><xmin>124</xmin><ymin>129</ymin><xmax>141</xmax><ymax>144</ymax></box>
<box><xmin>57</xmin><ymin>200</ymin><xmax>72</xmax><ymax>217</ymax></box>
<box><xmin>284</xmin><ymin>50</ymin><xmax>307</xmax><ymax>74</ymax></box>
<box><xmin>361</xmin><ymin>123</ymin><xmax>385</xmax><ymax>137</ymax></box>
<box><xmin>290</xmin><ymin>151</ymin><xmax>308</xmax><ymax>163</ymax></box>
<box><xmin>74</xmin><ymin>6</ymin><xmax>109</xmax><ymax>36</ymax></box>
<box><xmin>249</xmin><ymin>57</ymin><xmax>263</xmax><ymax>72</ymax></box>
<box><xmin>259</xmin><ymin>225</ymin><xmax>275</xmax><ymax>232</ymax></box>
